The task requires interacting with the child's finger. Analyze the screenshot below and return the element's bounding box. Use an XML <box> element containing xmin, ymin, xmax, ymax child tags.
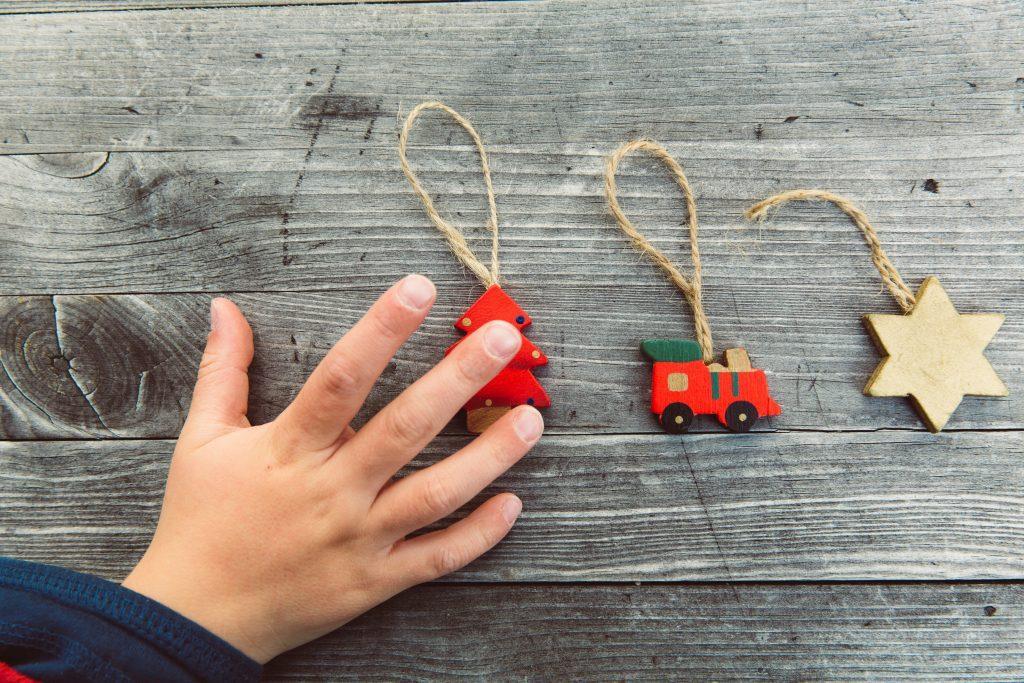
<box><xmin>179</xmin><ymin>297</ymin><xmax>254</xmax><ymax>449</ymax></box>
<box><xmin>386</xmin><ymin>493</ymin><xmax>522</xmax><ymax>585</ymax></box>
<box><xmin>273</xmin><ymin>274</ymin><xmax>435</xmax><ymax>455</ymax></box>
<box><xmin>370</xmin><ymin>406</ymin><xmax>541</xmax><ymax>538</ymax></box>
<box><xmin>336</xmin><ymin>320</ymin><xmax>522</xmax><ymax>490</ymax></box>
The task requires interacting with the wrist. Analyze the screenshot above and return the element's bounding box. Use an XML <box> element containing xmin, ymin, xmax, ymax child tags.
<box><xmin>123</xmin><ymin>555</ymin><xmax>278</xmax><ymax>664</ymax></box>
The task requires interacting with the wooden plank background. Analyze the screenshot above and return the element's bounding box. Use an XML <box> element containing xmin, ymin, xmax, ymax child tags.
<box><xmin>0</xmin><ymin>0</ymin><xmax>419</xmax><ymax>13</ymax></box>
<box><xmin>263</xmin><ymin>583</ymin><xmax>1024</xmax><ymax>680</ymax></box>
<box><xmin>3</xmin><ymin>435</ymin><xmax>1023</xmax><ymax>581</ymax></box>
<box><xmin>1</xmin><ymin>0</ymin><xmax>1022</xmax><ymax>678</ymax></box>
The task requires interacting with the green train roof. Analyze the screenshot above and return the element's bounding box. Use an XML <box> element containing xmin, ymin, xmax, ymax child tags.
<box><xmin>641</xmin><ymin>339</ymin><xmax>703</xmax><ymax>362</ymax></box>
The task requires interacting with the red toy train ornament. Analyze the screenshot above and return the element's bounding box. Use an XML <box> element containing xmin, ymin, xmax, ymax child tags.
<box><xmin>642</xmin><ymin>339</ymin><xmax>781</xmax><ymax>433</ymax></box>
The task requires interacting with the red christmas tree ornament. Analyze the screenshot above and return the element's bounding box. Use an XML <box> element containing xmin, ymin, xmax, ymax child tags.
<box><xmin>399</xmin><ymin>102</ymin><xmax>550</xmax><ymax>433</ymax></box>
<box><xmin>446</xmin><ymin>284</ymin><xmax>550</xmax><ymax>432</ymax></box>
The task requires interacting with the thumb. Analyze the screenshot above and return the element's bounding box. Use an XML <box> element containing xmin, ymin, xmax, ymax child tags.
<box><xmin>180</xmin><ymin>297</ymin><xmax>254</xmax><ymax>448</ymax></box>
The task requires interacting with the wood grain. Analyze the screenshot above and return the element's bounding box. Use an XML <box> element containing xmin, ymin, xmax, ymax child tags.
<box><xmin>1</xmin><ymin>143</ymin><xmax>1020</xmax><ymax>294</ymax></box>
<box><xmin>262</xmin><ymin>583</ymin><xmax>1024</xmax><ymax>681</ymax></box>
<box><xmin>1</xmin><ymin>290</ymin><xmax>1019</xmax><ymax>438</ymax></box>
<box><xmin>1</xmin><ymin>1</ymin><xmax>1022</xmax><ymax>153</ymax></box>
<box><xmin>0</xmin><ymin>0</ymin><xmax>428</xmax><ymax>13</ymax></box>
<box><xmin>3</xmin><ymin>433</ymin><xmax>1023</xmax><ymax>581</ymax></box>
<box><xmin>1</xmin><ymin>296</ymin><xmax>202</xmax><ymax>438</ymax></box>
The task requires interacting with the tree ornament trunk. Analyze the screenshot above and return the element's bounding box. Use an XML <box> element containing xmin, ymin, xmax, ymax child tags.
<box><xmin>466</xmin><ymin>406</ymin><xmax>512</xmax><ymax>433</ymax></box>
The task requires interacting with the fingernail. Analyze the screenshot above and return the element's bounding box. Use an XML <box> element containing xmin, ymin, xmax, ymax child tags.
<box><xmin>210</xmin><ymin>298</ymin><xmax>225</xmax><ymax>332</ymax></box>
<box><xmin>483</xmin><ymin>321</ymin><xmax>521</xmax><ymax>359</ymax></box>
<box><xmin>501</xmin><ymin>496</ymin><xmax>522</xmax><ymax>525</ymax></box>
<box><xmin>513</xmin><ymin>407</ymin><xmax>543</xmax><ymax>443</ymax></box>
<box><xmin>396</xmin><ymin>274</ymin><xmax>435</xmax><ymax>311</ymax></box>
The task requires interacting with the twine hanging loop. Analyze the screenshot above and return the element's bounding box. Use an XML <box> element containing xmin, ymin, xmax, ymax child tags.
<box><xmin>398</xmin><ymin>101</ymin><xmax>501</xmax><ymax>287</ymax></box>
<box><xmin>745</xmin><ymin>189</ymin><xmax>917</xmax><ymax>313</ymax></box>
<box><xmin>605</xmin><ymin>139</ymin><xmax>714</xmax><ymax>363</ymax></box>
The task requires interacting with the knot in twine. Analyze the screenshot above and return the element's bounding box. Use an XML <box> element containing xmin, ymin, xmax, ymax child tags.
<box><xmin>604</xmin><ymin>139</ymin><xmax>714</xmax><ymax>363</ymax></box>
<box><xmin>745</xmin><ymin>189</ymin><xmax>917</xmax><ymax>313</ymax></box>
<box><xmin>398</xmin><ymin>101</ymin><xmax>501</xmax><ymax>288</ymax></box>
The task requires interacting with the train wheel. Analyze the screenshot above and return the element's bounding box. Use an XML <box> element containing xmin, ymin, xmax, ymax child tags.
<box><xmin>724</xmin><ymin>401</ymin><xmax>758</xmax><ymax>432</ymax></box>
<box><xmin>660</xmin><ymin>403</ymin><xmax>694</xmax><ymax>433</ymax></box>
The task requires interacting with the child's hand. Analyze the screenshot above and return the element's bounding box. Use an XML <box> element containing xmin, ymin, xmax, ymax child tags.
<box><xmin>122</xmin><ymin>275</ymin><xmax>542</xmax><ymax>663</ymax></box>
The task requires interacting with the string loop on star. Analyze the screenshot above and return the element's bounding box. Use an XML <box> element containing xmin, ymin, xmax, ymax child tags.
<box><xmin>604</xmin><ymin>139</ymin><xmax>714</xmax><ymax>363</ymax></box>
<box><xmin>398</xmin><ymin>101</ymin><xmax>501</xmax><ymax>288</ymax></box>
<box><xmin>745</xmin><ymin>189</ymin><xmax>917</xmax><ymax>313</ymax></box>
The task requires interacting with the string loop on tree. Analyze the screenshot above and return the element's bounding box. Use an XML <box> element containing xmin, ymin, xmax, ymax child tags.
<box><xmin>604</xmin><ymin>139</ymin><xmax>714</xmax><ymax>363</ymax></box>
<box><xmin>745</xmin><ymin>189</ymin><xmax>917</xmax><ymax>313</ymax></box>
<box><xmin>398</xmin><ymin>101</ymin><xmax>501</xmax><ymax>287</ymax></box>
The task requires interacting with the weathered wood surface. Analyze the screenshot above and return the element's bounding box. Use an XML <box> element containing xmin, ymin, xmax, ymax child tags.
<box><xmin>1</xmin><ymin>289</ymin><xmax>1019</xmax><ymax>439</ymax></box>
<box><xmin>1</xmin><ymin>0</ymin><xmax>1021</xmax><ymax>441</ymax></box>
<box><xmin>3</xmin><ymin>433</ymin><xmax>1022</xmax><ymax>581</ymax></box>
<box><xmin>2</xmin><ymin>1</ymin><xmax>1023</xmax><ymax>678</ymax></box>
<box><xmin>2</xmin><ymin>142</ymin><xmax>1021</xmax><ymax>295</ymax></box>
<box><xmin>0</xmin><ymin>0</ymin><xmax>432</xmax><ymax>13</ymax></box>
<box><xmin>0</xmin><ymin>0</ymin><xmax>420</xmax><ymax>13</ymax></box>
<box><xmin>262</xmin><ymin>583</ymin><xmax>1024</xmax><ymax>681</ymax></box>
<box><xmin>2</xmin><ymin>1</ymin><xmax>1022</xmax><ymax>153</ymax></box>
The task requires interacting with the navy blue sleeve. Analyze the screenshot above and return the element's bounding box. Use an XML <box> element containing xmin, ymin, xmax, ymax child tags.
<box><xmin>0</xmin><ymin>557</ymin><xmax>261</xmax><ymax>683</ymax></box>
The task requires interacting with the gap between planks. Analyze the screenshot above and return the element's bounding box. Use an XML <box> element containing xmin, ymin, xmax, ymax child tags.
<box><xmin>3</xmin><ymin>425</ymin><xmax>1024</xmax><ymax>442</ymax></box>
<box><xmin>0</xmin><ymin>0</ymin><xmax>473</xmax><ymax>16</ymax></box>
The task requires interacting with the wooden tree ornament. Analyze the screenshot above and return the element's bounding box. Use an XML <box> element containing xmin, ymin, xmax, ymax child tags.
<box><xmin>746</xmin><ymin>189</ymin><xmax>1007</xmax><ymax>432</ymax></box>
<box><xmin>398</xmin><ymin>101</ymin><xmax>550</xmax><ymax>433</ymax></box>
<box><xmin>605</xmin><ymin>140</ymin><xmax>781</xmax><ymax>433</ymax></box>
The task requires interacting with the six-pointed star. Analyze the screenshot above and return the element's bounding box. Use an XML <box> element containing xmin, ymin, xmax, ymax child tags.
<box><xmin>863</xmin><ymin>276</ymin><xmax>1007</xmax><ymax>432</ymax></box>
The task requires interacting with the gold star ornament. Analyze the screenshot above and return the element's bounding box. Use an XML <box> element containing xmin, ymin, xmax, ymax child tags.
<box><xmin>863</xmin><ymin>276</ymin><xmax>1007</xmax><ymax>432</ymax></box>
